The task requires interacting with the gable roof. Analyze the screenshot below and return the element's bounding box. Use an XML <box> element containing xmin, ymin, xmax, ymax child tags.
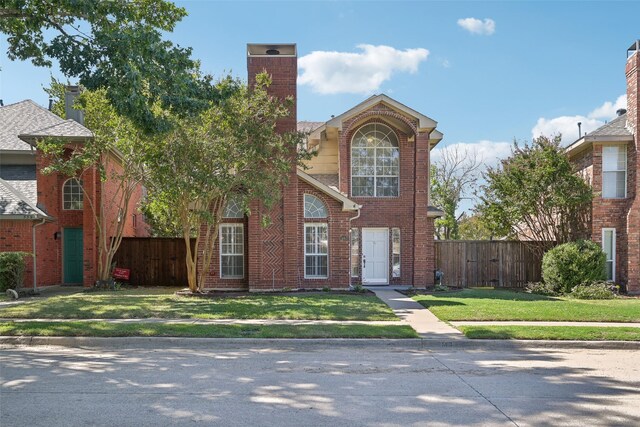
<box><xmin>0</xmin><ymin>164</ymin><xmax>37</xmax><ymax>206</ymax></box>
<box><xmin>308</xmin><ymin>94</ymin><xmax>443</xmax><ymax>147</ymax></box>
<box><xmin>296</xmin><ymin>169</ymin><xmax>360</xmax><ymax>211</ymax></box>
<box><xmin>19</xmin><ymin>119</ymin><xmax>93</xmax><ymax>140</ymax></box>
<box><xmin>0</xmin><ymin>100</ymin><xmax>67</xmax><ymax>152</ymax></box>
<box><xmin>0</xmin><ymin>178</ymin><xmax>49</xmax><ymax>220</ymax></box>
<box><xmin>566</xmin><ymin>113</ymin><xmax>634</xmax><ymax>156</ymax></box>
<box><xmin>297</xmin><ymin>121</ymin><xmax>324</xmax><ymax>133</ymax></box>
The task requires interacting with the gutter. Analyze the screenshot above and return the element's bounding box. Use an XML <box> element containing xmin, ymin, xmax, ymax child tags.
<box><xmin>32</xmin><ymin>218</ymin><xmax>47</xmax><ymax>291</ymax></box>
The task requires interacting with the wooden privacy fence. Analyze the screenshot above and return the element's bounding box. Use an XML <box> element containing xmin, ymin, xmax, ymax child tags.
<box><xmin>113</xmin><ymin>238</ymin><xmax>195</xmax><ymax>286</ymax></box>
<box><xmin>434</xmin><ymin>240</ymin><xmax>554</xmax><ymax>288</ymax></box>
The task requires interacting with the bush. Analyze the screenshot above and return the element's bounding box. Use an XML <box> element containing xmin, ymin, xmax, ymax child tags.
<box><xmin>570</xmin><ymin>281</ymin><xmax>618</xmax><ymax>300</ymax></box>
<box><xmin>525</xmin><ymin>281</ymin><xmax>558</xmax><ymax>296</ymax></box>
<box><xmin>0</xmin><ymin>252</ymin><xmax>29</xmax><ymax>292</ymax></box>
<box><xmin>542</xmin><ymin>240</ymin><xmax>606</xmax><ymax>294</ymax></box>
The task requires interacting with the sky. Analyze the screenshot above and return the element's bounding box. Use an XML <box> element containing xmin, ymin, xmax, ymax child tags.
<box><xmin>1</xmin><ymin>0</ymin><xmax>638</xmax><ymax>202</ymax></box>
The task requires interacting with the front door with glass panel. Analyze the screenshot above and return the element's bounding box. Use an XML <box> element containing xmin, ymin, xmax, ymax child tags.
<box><xmin>362</xmin><ymin>228</ymin><xmax>388</xmax><ymax>284</ymax></box>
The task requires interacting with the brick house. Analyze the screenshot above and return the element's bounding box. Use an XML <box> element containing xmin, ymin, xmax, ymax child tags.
<box><xmin>199</xmin><ymin>44</ymin><xmax>443</xmax><ymax>291</ymax></box>
<box><xmin>567</xmin><ymin>40</ymin><xmax>640</xmax><ymax>293</ymax></box>
<box><xmin>0</xmin><ymin>96</ymin><xmax>148</xmax><ymax>288</ymax></box>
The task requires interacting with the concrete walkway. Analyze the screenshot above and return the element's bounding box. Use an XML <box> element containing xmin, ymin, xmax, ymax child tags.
<box><xmin>0</xmin><ymin>318</ymin><xmax>400</xmax><ymax>326</ymax></box>
<box><xmin>367</xmin><ymin>288</ymin><xmax>464</xmax><ymax>339</ymax></box>
<box><xmin>451</xmin><ymin>321</ymin><xmax>640</xmax><ymax>328</ymax></box>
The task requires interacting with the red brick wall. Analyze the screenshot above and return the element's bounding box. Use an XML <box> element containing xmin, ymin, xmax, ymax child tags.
<box><xmin>625</xmin><ymin>47</ymin><xmax>639</xmax><ymax>292</ymax></box>
<box><xmin>336</xmin><ymin>107</ymin><xmax>435</xmax><ymax>286</ymax></box>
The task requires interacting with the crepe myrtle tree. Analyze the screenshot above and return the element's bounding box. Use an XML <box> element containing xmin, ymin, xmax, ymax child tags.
<box><xmin>0</xmin><ymin>0</ymin><xmax>230</xmax><ymax>132</ymax></box>
<box><xmin>39</xmin><ymin>80</ymin><xmax>150</xmax><ymax>283</ymax></box>
<box><xmin>144</xmin><ymin>73</ymin><xmax>313</xmax><ymax>292</ymax></box>
<box><xmin>430</xmin><ymin>145</ymin><xmax>482</xmax><ymax>240</ymax></box>
<box><xmin>476</xmin><ymin>135</ymin><xmax>592</xmax><ymax>251</ymax></box>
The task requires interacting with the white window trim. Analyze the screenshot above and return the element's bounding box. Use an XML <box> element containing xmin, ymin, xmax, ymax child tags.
<box><xmin>304</xmin><ymin>223</ymin><xmax>329</xmax><ymax>279</ymax></box>
<box><xmin>602</xmin><ymin>145</ymin><xmax>627</xmax><ymax>199</ymax></box>
<box><xmin>350</xmin><ymin>123</ymin><xmax>400</xmax><ymax>198</ymax></box>
<box><xmin>219</xmin><ymin>223</ymin><xmax>244</xmax><ymax>279</ymax></box>
<box><xmin>62</xmin><ymin>178</ymin><xmax>84</xmax><ymax>211</ymax></box>
<box><xmin>602</xmin><ymin>228</ymin><xmax>616</xmax><ymax>282</ymax></box>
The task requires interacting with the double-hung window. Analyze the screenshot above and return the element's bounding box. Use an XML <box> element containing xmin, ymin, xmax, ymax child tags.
<box><xmin>305</xmin><ymin>223</ymin><xmax>328</xmax><ymax>278</ymax></box>
<box><xmin>62</xmin><ymin>178</ymin><xmax>83</xmax><ymax>210</ymax></box>
<box><xmin>220</xmin><ymin>224</ymin><xmax>244</xmax><ymax>278</ymax></box>
<box><xmin>602</xmin><ymin>146</ymin><xmax>626</xmax><ymax>198</ymax></box>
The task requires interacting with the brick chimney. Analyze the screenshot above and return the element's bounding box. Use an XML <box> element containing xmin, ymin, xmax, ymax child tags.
<box><xmin>247</xmin><ymin>43</ymin><xmax>297</xmax><ymax>132</ymax></box>
<box><xmin>626</xmin><ymin>40</ymin><xmax>640</xmax><ymax>294</ymax></box>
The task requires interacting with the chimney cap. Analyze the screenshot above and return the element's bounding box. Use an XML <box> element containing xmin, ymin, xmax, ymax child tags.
<box><xmin>627</xmin><ymin>40</ymin><xmax>640</xmax><ymax>58</ymax></box>
<box><xmin>616</xmin><ymin>108</ymin><xmax>627</xmax><ymax>116</ymax></box>
<box><xmin>247</xmin><ymin>43</ymin><xmax>296</xmax><ymax>57</ymax></box>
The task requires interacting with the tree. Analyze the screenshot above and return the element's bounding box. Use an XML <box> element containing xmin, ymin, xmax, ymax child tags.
<box><xmin>144</xmin><ymin>74</ymin><xmax>311</xmax><ymax>292</ymax></box>
<box><xmin>39</xmin><ymin>80</ymin><xmax>150</xmax><ymax>282</ymax></box>
<box><xmin>476</xmin><ymin>135</ymin><xmax>592</xmax><ymax>247</ymax></box>
<box><xmin>430</xmin><ymin>145</ymin><xmax>482</xmax><ymax>240</ymax></box>
<box><xmin>0</xmin><ymin>0</ymin><xmax>228</xmax><ymax>132</ymax></box>
<box><xmin>458</xmin><ymin>213</ymin><xmax>493</xmax><ymax>240</ymax></box>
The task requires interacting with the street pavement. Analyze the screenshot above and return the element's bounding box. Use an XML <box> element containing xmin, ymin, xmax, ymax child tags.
<box><xmin>1</xmin><ymin>342</ymin><xmax>639</xmax><ymax>426</ymax></box>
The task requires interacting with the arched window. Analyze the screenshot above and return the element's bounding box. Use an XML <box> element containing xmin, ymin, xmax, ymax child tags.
<box><xmin>223</xmin><ymin>197</ymin><xmax>243</xmax><ymax>218</ymax></box>
<box><xmin>304</xmin><ymin>194</ymin><xmax>328</xmax><ymax>218</ymax></box>
<box><xmin>62</xmin><ymin>178</ymin><xmax>83</xmax><ymax>210</ymax></box>
<box><xmin>351</xmin><ymin>123</ymin><xmax>399</xmax><ymax>197</ymax></box>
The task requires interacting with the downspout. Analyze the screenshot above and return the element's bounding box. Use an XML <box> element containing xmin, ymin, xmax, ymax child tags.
<box><xmin>32</xmin><ymin>218</ymin><xmax>47</xmax><ymax>292</ymax></box>
<box><xmin>348</xmin><ymin>207</ymin><xmax>362</xmax><ymax>289</ymax></box>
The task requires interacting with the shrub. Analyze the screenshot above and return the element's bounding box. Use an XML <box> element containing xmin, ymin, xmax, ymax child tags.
<box><xmin>570</xmin><ymin>281</ymin><xmax>618</xmax><ymax>300</ymax></box>
<box><xmin>542</xmin><ymin>240</ymin><xmax>606</xmax><ymax>294</ymax></box>
<box><xmin>351</xmin><ymin>283</ymin><xmax>366</xmax><ymax>293</ymax></box>
<box><xmin>525</xmin><ymin>281</ymin><xmax>558</xmax><ymax>296</ymax></box>
<box><xmin>433</xmin><ymin>283</ymin><xmax>449</xmax><ymax>292</ymax></box>
<box><xmin>0</xmin><ymin>252</ymin><xmax>29</xmax><ymax>292</ymax></box>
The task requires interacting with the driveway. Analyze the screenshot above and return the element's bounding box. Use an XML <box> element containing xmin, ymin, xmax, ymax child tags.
<box><xmin>1</xmin><ymin>342</ymin><xmax>638</xmax><ymax>426</ymax></box>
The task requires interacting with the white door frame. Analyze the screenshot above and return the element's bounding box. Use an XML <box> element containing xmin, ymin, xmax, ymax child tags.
<box><xmin>362</xmin><ymin>228</ymin><xmax>389</xmax><ymax>284</ymax></box>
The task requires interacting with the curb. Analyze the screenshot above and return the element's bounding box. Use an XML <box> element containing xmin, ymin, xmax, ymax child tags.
<box><xmin>1</xmin><ymin>336</ymin><xmax>639</xmax><ymax>350</ymax></box>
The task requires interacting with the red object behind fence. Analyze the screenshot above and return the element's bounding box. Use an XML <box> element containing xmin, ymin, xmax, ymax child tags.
<box><xmin>112</xmin><ymin>268</ymin><xmax>130</xmax><ymax>281</ymax></box>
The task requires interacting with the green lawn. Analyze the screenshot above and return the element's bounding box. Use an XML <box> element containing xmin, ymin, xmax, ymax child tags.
<box><xmin>0</xmin><ymin>321</ymin><xmax>417</xmax><ymax>339</ymax></box>
<box><xmin>459</xmin><ymin>325</ymin><xmax>640</xmax><ymax>341</ymax></box>
<box><xmin>0</xmin><ymin>288</ymin><xmax>398</xmax><ymax>321</ymax></box>
<box><xmin>412</xmin><ymin>289</ymin><xmax>640</xmax><ymax>322</ymax></box>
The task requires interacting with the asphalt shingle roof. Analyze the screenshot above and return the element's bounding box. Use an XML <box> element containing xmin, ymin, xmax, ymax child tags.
<box><xmin>0</xmin><ymin>178</ymin><xmax>46</xmax><ymax>218</ymax></box>
<box><xmin>19</xmin><ymin>119</ymin><xmax>93</xmax><ymax>139</ymax></box>
<box><xmin>588</xmin><ymin>113</ymin><xmax>632</xmax><ymax>137</ymax></box>
<box><xmin>0</xmin><ymin>165</ymin><xmax>37</xmax><ymax>206</ymax></box>
<box><xmin>297</xmin><ymin>121</ymin><xmax>324</xmax><ymax>133</ymax></box>
<box><xmin>0</xmin><ymin>100</ymin><xmax>66</xmax><ymax>151</ymax></box>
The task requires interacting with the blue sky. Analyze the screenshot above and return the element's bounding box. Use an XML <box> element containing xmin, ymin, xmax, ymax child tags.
<box><xmin>1</xmin><ymin>0</ymin><xmax>638</xmax><ymax>166</ymax></box>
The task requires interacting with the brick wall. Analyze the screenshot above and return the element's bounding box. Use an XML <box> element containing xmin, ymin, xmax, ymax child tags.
<box><xmin>625</xmin><ymin>46</ymin><xmax>639</xmax><ymax>292</ymax></box>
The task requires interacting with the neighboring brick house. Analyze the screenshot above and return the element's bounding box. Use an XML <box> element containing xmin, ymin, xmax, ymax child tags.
<box><xmin>567</xmin><ymin>40</ymin><xmax>640</xmax><ymax>293</ymax></box>
<box><xmin>0</xmin><ymin>97</ymin><xmax>148</xmax><ymax>288</ymax></box>
<box><xmin>199</xmin><ymin>44</ymin><xmax>443</xmax><ymax>291</ymax></box>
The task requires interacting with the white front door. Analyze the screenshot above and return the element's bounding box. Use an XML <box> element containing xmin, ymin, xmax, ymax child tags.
<box><xmin>362</xmin><ymin>228</ymin><xmax>389</xmax><ymax>284</ymax></box>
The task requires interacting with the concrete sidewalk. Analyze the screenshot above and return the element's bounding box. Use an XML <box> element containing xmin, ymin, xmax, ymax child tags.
<box><xmin>451</xmin><ymin>321</ymin><xmax>640</xmax><ymax>328</ymax></box>
<box><xmin>367</xmin><ymin>288</ymin><xmax>464</xmax><ymax>339</ymax></box>
<box><xmin>0</xmin><ymin>318</ymin><xmax>400</xmax><ymax>326</ymax></box>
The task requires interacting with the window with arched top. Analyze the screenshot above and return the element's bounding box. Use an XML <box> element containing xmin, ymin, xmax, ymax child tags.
<box><xmin>304</xmin><ymin>194</ymin><xmax>328</xmax><ymax>218</ymax></box>
<box><xmin>351</xmin><ymin>123</ymin><xmax>399</xmax><ymax>197</ymax></box>
<box><xmin>62</xmin><ymin>178</ymin><xmax>83</xmax><ymax>210</ymax></box>
<box><xmin>223</xmin><ymin>197</ymin><xmax>244</xmax><ymax>218</ymax></box>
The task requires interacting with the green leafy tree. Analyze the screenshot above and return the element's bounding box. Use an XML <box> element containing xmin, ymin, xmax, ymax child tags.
<box><xmin>430</xmin><ymin>145</ymin><xmax>482</xmax><ymax>240</ymax></box>
<box><xmin>40</xmin><ymin>80</ymin><xmax>150</xmax><ymax>282</ymax></box>
<box><xmin>477</xmin><ymin>135</ymin><xmax>592</xmax><ymax>247</ymax></box>
<box><xmin>144</xmin><ymin>74</ymin><xmax>312</xmax><ymax>292</ymax></box>
<box><xmin>458</xmin><ymin>213</ymin><xmax>493</xmax><ymax>240</ymax></box>
<box><xmin>1</xmin><ymin>0</ymin><xmax>228</xmax><ymax>131</ymax></box>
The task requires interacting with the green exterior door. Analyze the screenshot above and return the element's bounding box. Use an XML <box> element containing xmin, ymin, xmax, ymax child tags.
<box><xmin>63</xmin><ymin>228</ymin><xmax>83</xmax><ymax>284</ymax></box>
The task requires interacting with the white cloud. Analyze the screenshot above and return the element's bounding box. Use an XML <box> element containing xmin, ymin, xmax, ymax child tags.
<box><xmin>588</xmin><ymin>94</ymin><xmax>627</xmax><ymax>119</ymax></box>
<box><xmin>432</xmin><ymin>140</ymin><xmax>512</xmax><ymax>169</ymax></box>
<box><xmin>457</xmin><ymin>18</ymin><xmax>496</xmax><ymax>35</ymax></box>
<box><xmin>531</xmin><ymin>94</ymin><xmax>627</xmax><ymax>144</ymax></box>
<box><xmin>298</xmin><ymin>44</ymin><xmax>429</xmax><ymax>95</ymax></box>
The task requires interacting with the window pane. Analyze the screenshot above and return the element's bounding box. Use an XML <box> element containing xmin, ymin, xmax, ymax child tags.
<box><xmin>392</xmin><ymin>228</ymin><xmax>400</xmax><ymax>278</ymax></box>
<box><xmin>223</xmin><ymin>197</ymin><xmax>243</xmax><ymax>218</ymax></box>
<box><xmin>376</xmin><ymin>177</ymin><xmax>398</xmax><ymax>197</ymax></box>
<box><xmin>605</xmin><ymin>261</ymin><xmax>613</xmax><ymax>281</ymax></box>
<box><xmin>352</xmin><ymin>177</ymin><xmax>374</xmax><ymax>196</ymax></box>
<box><xmin>602</xmin><ymin>146</ymin><xmax>618</xmax><ymax>171</ymax></box>
<box><xmin>603</xmin><ymin>230</ymin><xmax>614</xmax><ymax>259</ymax></box>
<box><xmin>304</xmin><ymin>194</ymin><xmax>328</xmax><ymax>218</ymax></box>
<box><xmin>220</xmin><ymin>225</ymin><xmax>244</xmax><ymax>278</ymax></box>
<box><xmin>615</xmin><ymin>171</ymin><xmax>626</xmax><ymax>198</ymax></box>
<box><xmin>350</xmin><ymin>228</ymin><xmax>359</xmax><ymax>278</ymax></box>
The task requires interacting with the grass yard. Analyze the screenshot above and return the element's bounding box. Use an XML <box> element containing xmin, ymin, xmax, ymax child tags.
<box><xmin>0</xmin><ymin>288</ymin><xmax>399</xmax><ymax>321</ymax></box>
<box><xmin>412</xmin><ymin>289</ymin><xmax>640</xmax><ymax>322</ymax></box>
<box><xmin>0</xmin><ymin>321</ymin><xmax>417</xmax><ymax>339</ymax></box>
<box><xmin>458</xmin><ymin>325</ymin><xmax>640</xmax><ymax>341</ymax></box>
